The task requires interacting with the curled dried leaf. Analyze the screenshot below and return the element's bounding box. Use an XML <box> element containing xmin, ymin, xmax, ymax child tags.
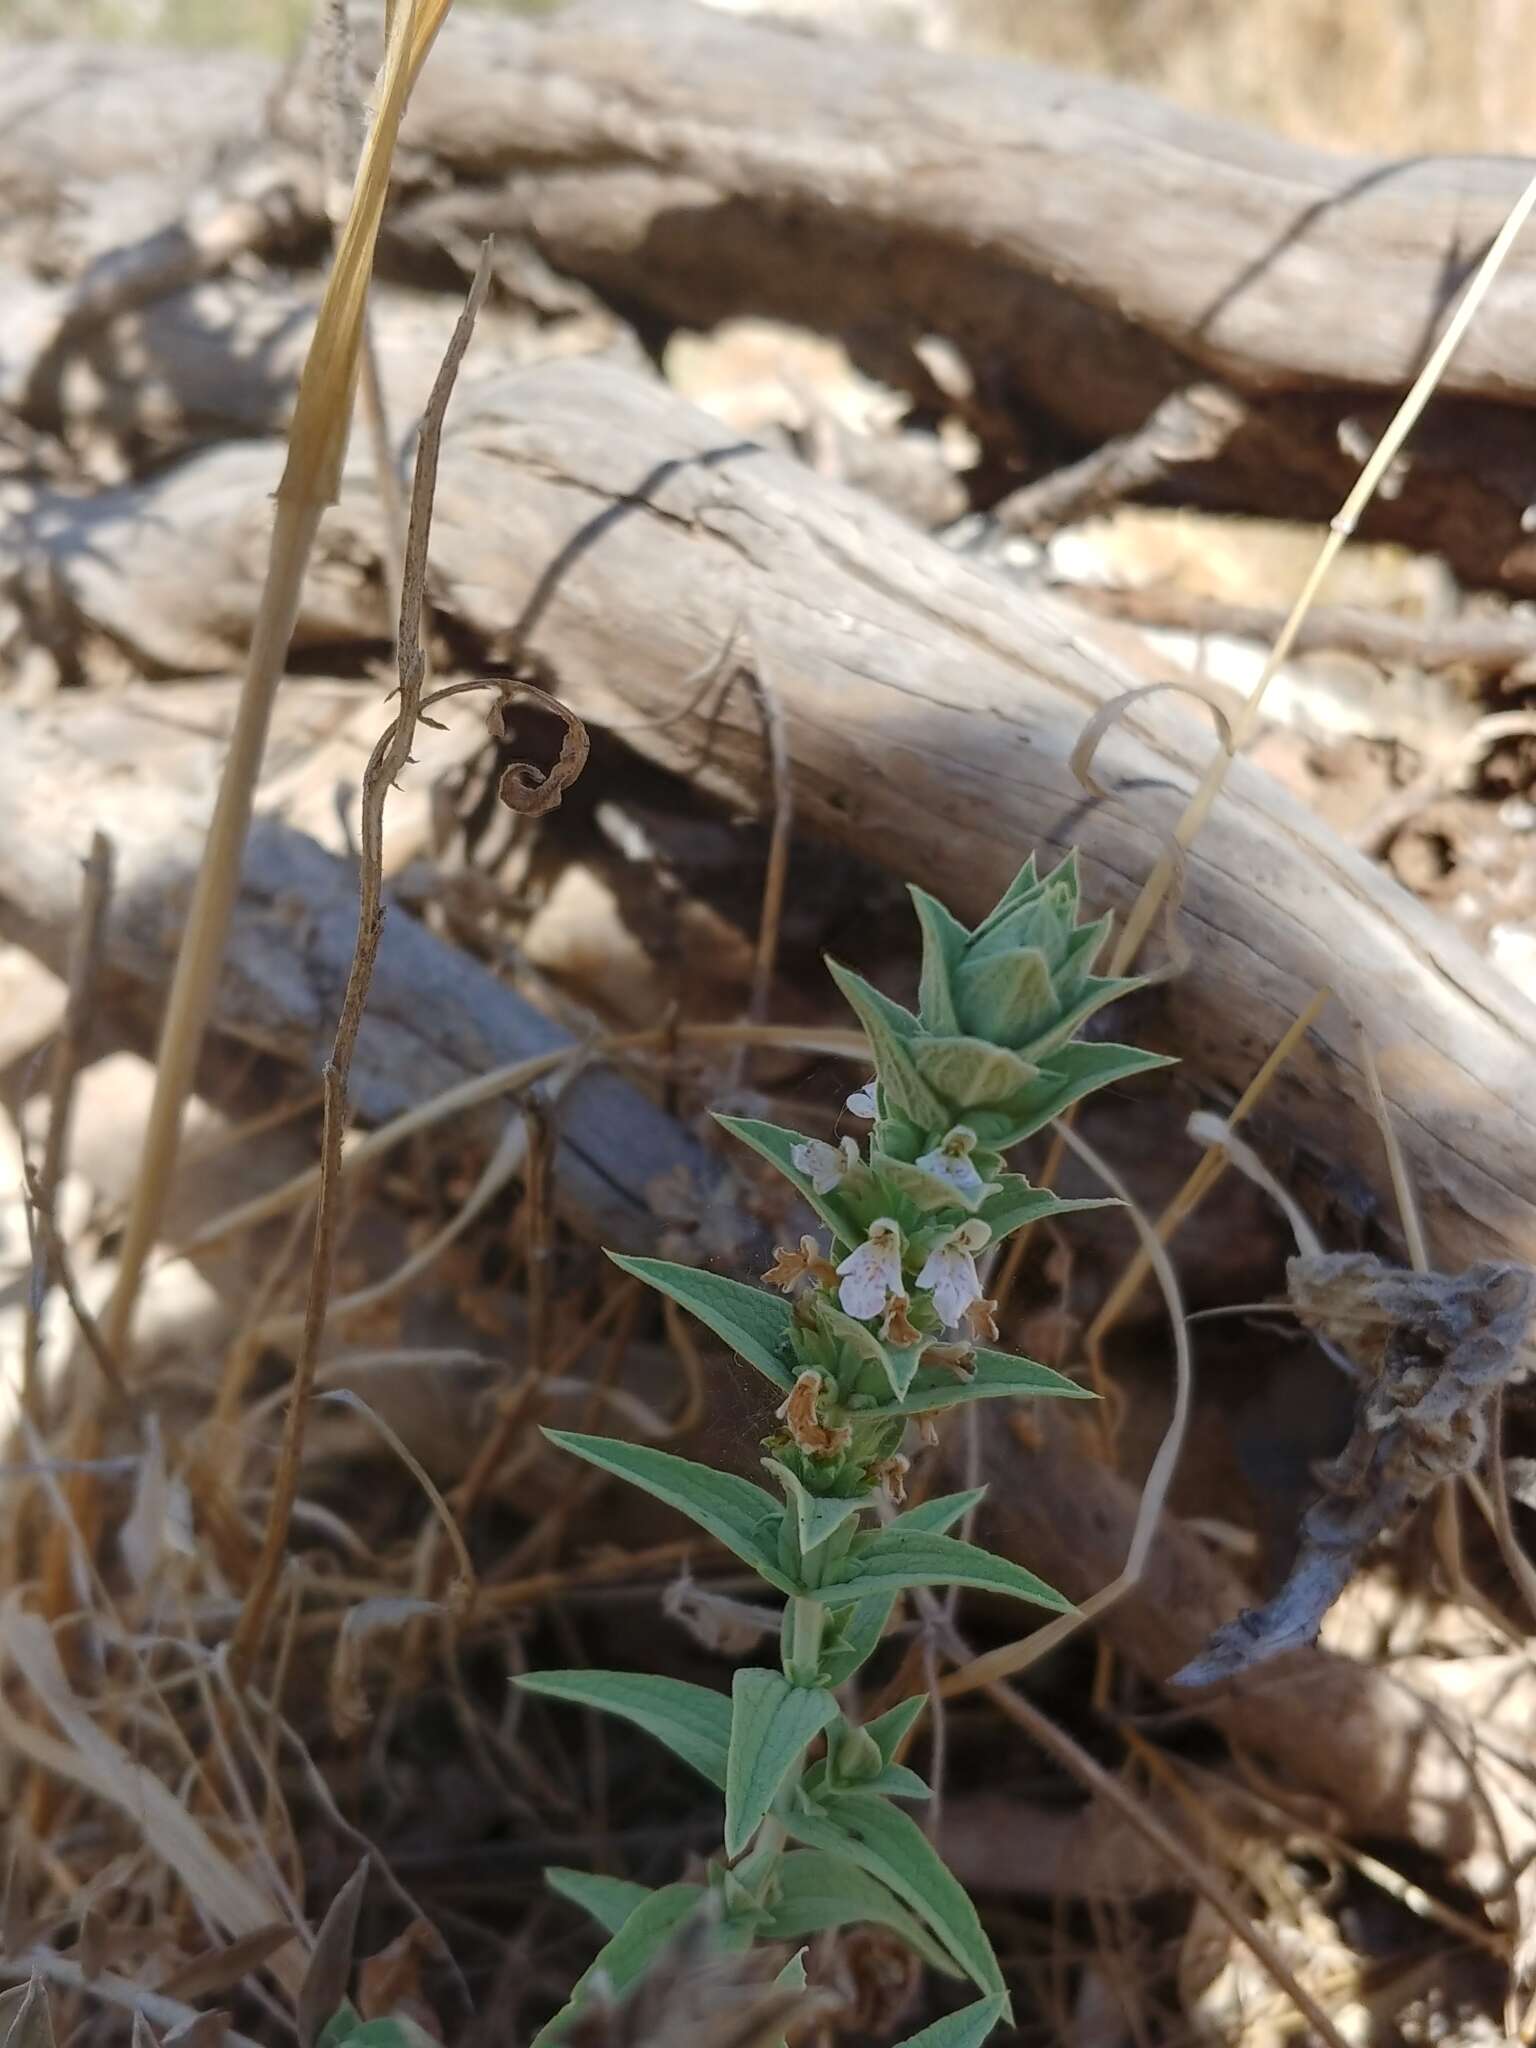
<box><xmin>491</xmin><ymin>683</ymin><xmax>590</xmax><ymax>816</ymax></box>
<box><xmin>1175</xmin><ymin>1255</ymin><xmax>1536</xmax><ymax>1686</ymax></box>
<box><xmin>1069</xmin><ymin>679</ymin><xmax>1234</xmax><ymax>804</ymax></box>
<box><xmin>298</xmin><ymin>1858</ymin><xmax>371</xmax><ymax>2048</ymax></box>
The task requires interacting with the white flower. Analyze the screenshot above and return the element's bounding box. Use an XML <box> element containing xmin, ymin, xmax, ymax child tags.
<box><xmin>791</xmin><ymin>1134</ymin><xmax>860</xmax><ymax>1194</ymax></box>
<box><xmin>915</xmin><ymin>1125</ymin><xmax>985</xmax><ymax>1199</ymax></box>
<box><xmin>845</xmin><ymin>1081</ymin><xmax>879</xmax><ymax>1120</ymax></box>
<box><xmin>917</xmin><ymin>1218</ymin><xmax>992</xmax><ymax>1329</ymax></box>
<box><xmin>835</xmin><ymin>1218</ymin><xmax>904</xmax><ymax>1320</ymax></box>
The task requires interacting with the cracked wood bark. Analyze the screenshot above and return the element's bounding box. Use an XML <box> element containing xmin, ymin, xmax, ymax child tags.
<box><xmin>11</xmin><ymin>8</ymin><xmax>1536</xmax><ymax>584</ymax></box>
<box><xmin>0</xmin><ymin>698</ymin><xmax>753</xmax><ymax>1260</ymax></box>
<box><xmin>13</xmin><ymin>356</ymin><xmax>1536</xmax><ymax>1272</ymax></box>
<box><xmin>319</xmin><ymin>0</ymin><xmax>1536</xmax><ymax>591</ymax></box>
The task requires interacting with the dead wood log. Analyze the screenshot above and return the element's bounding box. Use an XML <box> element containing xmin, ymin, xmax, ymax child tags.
<box><xmin>296</xmin><ymin>0</ymin><xmax>1536</xmax><ymax>591</ymax></box>
<box><xmin>11</xmin><ymin>358</ymin><xmax>1536</xmax><ymax>1272</ymax></box>
<box><xmin>11</xmin><ymin>11</ymin><xmax>1536</xmax><ymax>581</ymax></box>
<box><xmin>0</xmin><ymin>698</ymin><xmax>753</xmax><ymax>1260</ymax></box>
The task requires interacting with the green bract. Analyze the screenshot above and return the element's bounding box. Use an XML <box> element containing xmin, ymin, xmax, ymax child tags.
<box><xmin>517</xmin><ymin>852</ymin><xmax>1165</xmax><ymax>2047</ymax></box>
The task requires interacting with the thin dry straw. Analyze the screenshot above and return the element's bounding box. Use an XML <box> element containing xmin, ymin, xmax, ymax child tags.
<box><xmin>99</xmin><ymin>0</ymin><xmax>458</xmax><ymax>1373</ymax></box>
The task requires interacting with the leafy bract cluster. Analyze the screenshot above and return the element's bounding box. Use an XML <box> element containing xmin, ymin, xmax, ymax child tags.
<box><xmin>519</xmin><ymin>855</ymin><xmax>1166</xmax><ymax>2047</ymax></box>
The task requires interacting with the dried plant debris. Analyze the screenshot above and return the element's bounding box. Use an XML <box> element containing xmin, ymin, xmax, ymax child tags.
<box><xmin>1174</xmin><ymin>1252</ymin><xmax>1536</xmax><ymax>1686</ymax></box>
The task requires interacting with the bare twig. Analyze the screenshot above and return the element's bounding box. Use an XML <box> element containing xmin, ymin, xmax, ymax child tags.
<box><xmin>230</xmin><ymin>241</ymin><xmax>495</xmax><ymax>1682</ymax></box>
<box><xmin>1062</xmin><ymin>583</ymin><xmax>1536</xmax><ymax>682</ymax></box>
<box><xmin>991</xmin><ymin>383</ymin><xmax>1245</xmax><ymax>538</ymax></box>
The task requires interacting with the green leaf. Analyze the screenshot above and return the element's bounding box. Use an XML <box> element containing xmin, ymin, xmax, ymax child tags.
<box><xmin>815</xmin><ymin>1492</ymin><xmax>983</xmax><ymax>1685</ymax></box>
<box><xmin>908</xmin><ymin>887</ymin><xmax>967</xmax><ymax>1034</ymax></box>
<box><xmin>530</xmin><ymin>1884</ymin><xmax>705</xmax><ymax>2047</ymax></box>
<box><xmin>897</xmin><ymin>1488</ymin><xmax>987</xmax><ymax>1535</ymax></box>
<box><xmin>824</xmin><ymin>1530</ymin><xmax>1072</xmax><ymax>1613</ymax></box>
<box><xmin>760</xmin><ymin>1851</ymin><xmax>960</xmax><ymax>1975</ymax></box>
<box><xmin>725</xmin><ymin>1672</ymin><xmax>840</xmax><ymax>1858</ymax></box>
<box><xmin>545</xmin><ymin>1867</ymin><xmax>656</xmax><ymax>1936</ymax></box>
<box><xmin>314</xmin><ymin>2010</ymin><xmax>361</xmax><ymax>2048</ymax></box>
<box><xmin>893</xmin><ymin>1994</ymin><xmax>1008</xmax><ymax>2048</ymax></box>
<box><xmin>994</xmin><ymin>1041</ymin><xmax>1174</xmax><ymax>1145</ymax></box>
<box><xmin>954</xmin><ymin>945</ymin><xmax>1056</xmax><ymax>1045</ymax></box>
<box><xmin>976</xmin><ymin>1179</ymin><xmax>1113</xmax><ymax>1240</ymax></box>
<box><xmin>872</xmin><ymin>1148</ymin><xmax>996</xmax><ymax>1216</ymax></box>
<box><xmin>337</xmin><ymin>2022</ymin><xmax>439</xmax><ymax>2048</ymax></box>
<box><xmin>712</xmin><ymin>1114</ymin><xmax>855</xmax><ymax>1243</ymax></box>
<box><xmin>789</xmin><ymin>1791</ymin><xmax>1006</xmax><ymax>2005</ymax></box>
<box><xmin>606</xmin><ymin>1254</ymin><xmax>794</xmax><ymax>1391</ymax></box>
<box><xmin>890</xmin><ymin>1346</ymin><xmax>1093</xmax><ymax>1417</ymax></box>
<box><xmin>517</xmin><ymin>1669</ymin><xmax>732</xmax><ymax>1787</ymax></box>
<box><xmin>908</xmin><ymin>1035</ymin><xmax>1038</xmax><ymax>1112</ymax></box>
<box><xmin>817</xmin><ymin>1594</ymin><xmax>895</xmax><ymax>1688</ymax></box>
<box><xmin>775</xmin><ymin>1949</ymin><xmax>808</xmax><ymax>1992</ymax></box>
<box><xmin>765</xmin><ymin>1460</ymin><xmax>875</xmax><ymax>1555</ymax></box>
<box><xmin>543</xmin><ymin>1431</ymin><xmax>793</xmax><ymax>1592</ymax></box>
<box><xmin>865</xmin><ymin>1694</ymin><xmax>927</xmax><ymax>1765</ymax></box>
<box><xmin>826</xmin><ymin>961</ymin><xmax>949</xmax><ymax>1130</ymax></box>
<box><xmin>861</xmin><ymin>1763</ymin><xmax>932</xmax><ymax>1801</ymax></box>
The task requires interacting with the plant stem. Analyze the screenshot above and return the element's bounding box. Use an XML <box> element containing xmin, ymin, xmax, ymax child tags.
<box><xmin>789</xmin><ymin>1594</ymin><xmax>825</xmax><ymax>1678</ymax></box>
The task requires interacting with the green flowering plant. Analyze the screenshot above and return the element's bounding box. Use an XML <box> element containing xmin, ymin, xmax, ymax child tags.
<box><xmin>517</xmin><ymin>853</ymin><xmax>1169</xmax><ymax>2046</ymax></box>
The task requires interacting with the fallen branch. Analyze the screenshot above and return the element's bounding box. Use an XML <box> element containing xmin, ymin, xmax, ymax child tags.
<box><xmin>0</xmin><ymin>698</ymin><xmax>752</xmax><ymax>1261</ymax></box>
<box><xmin>13</xmin><ymin>356</ymin><xmax>1536</xmax><ymax>1270</ymax></box>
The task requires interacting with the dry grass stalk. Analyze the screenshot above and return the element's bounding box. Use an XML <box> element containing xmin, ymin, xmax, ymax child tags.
<box><xmin>229</xmin><ymin>238</ymin><xmax>493</xmax><ymax>1682</ymax></box>
<box><xmin>98</xmin><ymin>0</ymin><xmax>459</xmax><ymax>1375</ymax></box>
<box><xmin>38</xmin><ymin>0</ymin><xmax>462</xmax><ymax>1657</ymax></box>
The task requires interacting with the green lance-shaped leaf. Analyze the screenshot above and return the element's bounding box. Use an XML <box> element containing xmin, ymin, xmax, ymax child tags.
<box><xmin>857</xmin><ymin>1762</ymin><xmax>932</xmax><ymax>1801</ymax></box>
<box><xmin>864</xmin><ymin>1693</ymin><xmax>928</xmax><ymax>1766</ymax></box>
<box><xmin>907</xmin><ymin>886</ymin><xmax>968</xmax><ymax>1034</ymax></box>
<box><xmin>953</xmin><ymin>945</ymin><xmax>1057</xmax><ymax>1046</ymax></box>
<box><xmin>892</xmin><ymin>1995</ymin><xmax>1009</xmax><ymax>2048</ymax></box>
<box><xmin>816</xmin><ymin>1491</ymin><xmax>987</xmax><ymax>1686</ymax></box>
<box><xmin>975</xmin><ymin>1179</ymin><xmax>1112</xmax><ymax>1240</ymax></box>
<box><xmin>517</xmin><ymin>1669</ymin><xmax>732</xmax><ymax>1788</ymax></box>
<box><xmin>546</xmin><ymin>1868</ymin><xmax>656</xmax><ymax>1936</ymax></box>
<box><xmin>606</xmin><ymin>1253</ymin><xmax>795</xmax><ymax>1391</ymax></box>
<box><xmin>986</xmin><ymin>1040</ymin><xmax>1174</xmax><ymax>1148</ymax></box>
<box><xmin>530</xmin><ymin>1884</ymin><xmax>705</xmax><ymax>2048</ymax></box>
<box><xmin>544</xmin><ymin>1431</ymin><xmax>794</xmax><ymax>1593</ymax></box>
<box><xmin>758</xmin><ymin>1851</ymin><xmax>960</xmax><ymax>1974</ymax></box>
<box><xmin>825</xmin><ymin>961</ymin><xmax>949</xmax><ymax>1130</ymax></box>
<box><xmin>789</xmin><ymin>1791</ymin><xmax>1007</xmax><ymax>2007</ymax></box>
<box><xmin>822</xmin><ymin>1528</ymin><xmax>1072</xmax><ymax>1613</ymax></box>
<box><xmin>765</xmin><ymin>1460</ymin><xmax>876</xmax><ymax>1555</ymax></box>
<box><xmin>725</xmin><ymin>1672</ymin><xmax>840</xmax><ymax>1858</ymax></box>
<box><xmin>888</xmin><ymin>1345</ymin><xmax>1093</xmax><ymax>1417</ymax></box>
<box><xmin>334</xmin><ymin>2022</ymin><xmax>440</xmax><ymax>2048</ymax></box>
<box><xmin>908</xmin><ymin>1035</ymin><xmax>1039</xmax><ymax>1115</ymax></box>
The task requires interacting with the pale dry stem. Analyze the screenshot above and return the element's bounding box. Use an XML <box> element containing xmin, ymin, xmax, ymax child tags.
<box><xmin>229</xmin><ymin>241</ymin><xmax>493</xmax><ymax>1682</ymax></box>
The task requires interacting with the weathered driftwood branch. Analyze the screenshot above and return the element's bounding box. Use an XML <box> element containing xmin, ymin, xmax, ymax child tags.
<box><xmin>12</xmin><ymin>358</ymin><xmax>1536</xmax><ymax>1271</ymax></box>
<box><xmin>12</xmin><ymin>8</ymin><xmax>1536</xmax><ymax>584</ymax></box>
<box><xmin>332</xmin><ymin>0</ymin><xmax>1536</xmax><ymax>590</ymax></box>
<box><xmin>0</xmin><ymin>699</ymin><xmax>752</xmax><ymax>1259</ymax></box>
